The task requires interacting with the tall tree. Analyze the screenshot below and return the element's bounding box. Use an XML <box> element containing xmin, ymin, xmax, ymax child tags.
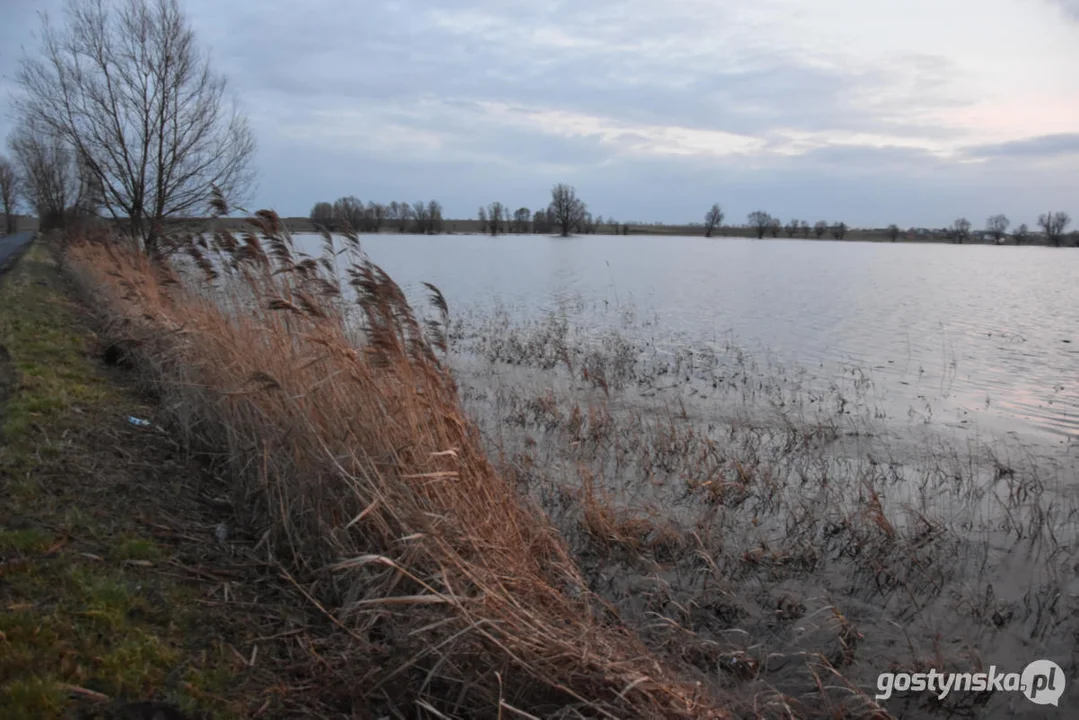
<box><xmin>1014</xmin><ymin>223</ymin><xmax>1029</xmax><ymax>245</ymax></box>
<box><xmin>394</xmin><ymin>201</ymin><xmax>412</xmax><ymax>233</ymax></box>
<box><xmin>1038</xmin><ymin>211</ymin><xmax>1070</xmax><ymax>246</ymax></box>
<box><xmin>366</xmin><ymin>201</ymin><xmax>386</xmax><ymax>233</ymax></box>
<box><xmin>831</xmin><ymin>221</ymin><xmax>848</xmax><ymax>240</ymax></box>
<box><xmin>513</xmin><ymin>207</ymin><xmax>531</xmax><ymax>233</ymax></box>
<box><xmin>704</xmin><ymin>203</ymin><xmax>724</xmax><ymax>238</ymax></box>
<box><xmin>577</xmin><ymin>211</ymin><xmax>594</xmax><ymax>234</ymax></box>
<box><xmin>886</xmin><ymin>224</ymin><xmax>900</xmax><ymax>242</ymax></box>
<box><xmin>813</xmin><ymin>220</ymin><xmax>828</xmax><ymax>239</ymax></box>
<box><xmin>333</xmin><ymin>195</ymin><xmax>364</xmax><ymax>232</ymax></box>
<box><xmin>15</xmin><ymin>0</ymin><xmax>255</xmax><ymax>251</ymax></box>
<box><xmin>487</xmin><ymin>202</ymin><xmax>505</xmax><ymax>236</ymax></box>
<box><xmin>427</xmin><ymin>200</ymin><xmax>444</xmax><ymax>234</ymax></box>
<box><xmin>949</xmin><ymin>217</ymin><xmax>971</xmax><ymax>244</ymax></box>
<box><xmin>986</xmin><ymin>214</ymin><xmax>1009</xmax><ymax>244</ymax></box>
<box><xmin>0</xmin><ymin>155</ymin><xmax>19</xmax><ymax>234</ymax></box>
<box><xmin>532</xmin><ymin>209</ymin><xmax>547</xmax><ymax>234</ymax></box>
<box><xmin>747</xmin><ymin>211</ymin><xmax>772</xmax><ymax>239</ymax></box>
<box><xmin>549</xmin><ymin>183</ymin><xmax>587</xmax><ymax>237</ymax></box>
<box><xmin>800</xmin><ymin>220</ymin><xmax>811</xmax><ymax>238</ymax></box>
<box><xmin>769</xmin><ymin>217</ymin><xmax>781</xmax><ymax>238</ymax></box>
<box><xmin>7</xmin><ymin>120</ymin><xmax>83</xmax><ymax>230</ymax></box>
<box><xmin>477</xmin><ymin>207</ymin><xmax>488</xmax><ymax>234</ymax></box>
<box><xmin>412</xmin><ymin>201</ymin><xmax>430</xmax><ymax>234</ymax></box>
<box><xmin>310</xmin><ymin>201</ymin><xmax>334</xmax><ymax>229</ymax></box>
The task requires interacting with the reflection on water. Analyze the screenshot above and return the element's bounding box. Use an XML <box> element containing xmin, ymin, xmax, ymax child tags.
<box><xmin>297</xmin><ymin>233</ymin><xmax>1079</xmax><ymax>444</ymax></box>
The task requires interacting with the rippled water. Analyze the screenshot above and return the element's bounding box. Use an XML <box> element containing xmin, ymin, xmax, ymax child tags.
<box><xmin>298</xmin><ymin>233</ymin><xmax>1079</xmax><ymax>446</ymax></box>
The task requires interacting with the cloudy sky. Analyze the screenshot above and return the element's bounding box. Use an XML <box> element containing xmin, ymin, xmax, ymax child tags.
<box><xmin>3</xmin><ymin>0</ymin><xmax>1079</xmax><ymax>228</ymax></box>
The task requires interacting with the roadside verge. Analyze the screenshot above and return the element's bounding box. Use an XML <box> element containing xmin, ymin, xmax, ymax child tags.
<box><xmin>0</xmin><ymin>240</ymin><xmax>263</xmax><ymax>719</ymax></box>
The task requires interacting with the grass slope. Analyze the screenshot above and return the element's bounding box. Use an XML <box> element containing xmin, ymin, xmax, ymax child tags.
<box><xmin>0</xmin><ymin>241</ymin><xmax>241</xmax><ymax>720</ymax></box>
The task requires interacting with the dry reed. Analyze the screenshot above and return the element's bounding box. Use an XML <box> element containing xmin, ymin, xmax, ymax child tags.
<box><xmin>62</xmin><ymin>206</ymin><xmax>731</xmax><ymax>718</ymax></box>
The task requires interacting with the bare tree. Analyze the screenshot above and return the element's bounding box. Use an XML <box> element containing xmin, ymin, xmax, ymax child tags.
<box><xmin>704</xmin><ymin>203</ymin><xmax>724</xmax><ymax>238</ymax></box>
<box><xmin>0</xmin><ymin>155</ymin><xmax>19</xmax><ymax>234</ymax></box>
<box><xmin>549</xmin><ymin>183</ymin><xmax>587</xmax><ymax>237</ymax></box>
<box><xmin>333</xmin><ymin>196</ymin><xmax>364</xmax><ymax>232</ymax></box>
<box><xmin>410</xmin><ymin>201</ymin><xmax>429</xmax><ymax>234</ymax></box>
<box><xmin>532</xmin><ymin>209</ymin><xmax>547</xmax><ymax>234</ymax></box>
<box><xmin>487</xmin><ymin>202</ymin><xmax>505</xmax><ymax>236</ymax></box>
<box><xmin>949</xmin><ymin>217</ymin><xmax>971</xmax><ymax>244</ymax></box>
<box><xmin>747</xmin><ymin>211</ymin><xmax>772</xmax><ymax>239</ymax></box>
<box><xmin>1038</xmin><ymin>211</ymin><xmax>1070</xmax><ymax>246</ymax></box>
<box><xmin>1014</xmin><ymin>223</ymin><xmax>1029</xmax><ymax>245</ymax></box>
<box><xmin>577</xmin><ymin>211</ymin><xmax>595</xmax><ymax>234</ymax></box>
<box><xmin>784</xmin><ymin>218</ymin><xmax>800</xmax><ymax>238</ymax></box>
<box><xmin>427</xmin><ymin>200</ymin><xmax>444</xmax><ymax>234</ymax></box>
<box><xmin>15</xmin><ymin>0</ymin><xmax>255</xmax><ymax>251</ymax></box>
<box><xmin>393</xmin><ymin>201</ymin><xmax>412</xmax><ymax>233</ymax></box>
<box><xmin>831</xmin><ymin>221</ymin><xmax>848</xmax><ymax>240</ymax></box>
<box><xmin>886</xmin><ymin>224</ymin><xmax>900</xmax><ymax>242</ymax></box>
<box><xmin>813</xmin><ymin>220</ymin><xmax>828</xmax><ymax>239</ymax></box>
<box><xmin>986</xmin><ymin>214</ymin><xmax>1009</xmax><ymax>245</ymax></box>
<box><xmin>310</xmin><ymin>201</ymin><xmax>333</xmax><ymax>229</ymax></box>
<box><xmin>8</xmin><ymin>120</ymin><xmax>83</xmax><ymax>230</ymax></box>
<box><xmin>366</xmin><ymin>201</ymin><xmax>386</xmax><ymax>233</ymax></box>
<box><xmin>477</xmin><ymin>207</ymin><xmax>488</xmax><ymax>234</ymax></box>
<box><xmin>768</xmin><ymin>217</ymin><xmax>781</xmax><ymax>238</ymax></box>
<box><xmin>513</xmin><ymin>207</ymin><xmax>531</xmax><ymax>233</ymax></box>
<box><xmin>800</xmin><ymin>220</ymin><xmax>810</xmax><ymax>238</ymax></box>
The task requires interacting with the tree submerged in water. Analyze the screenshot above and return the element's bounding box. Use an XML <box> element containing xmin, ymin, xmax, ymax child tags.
<box><xmin>549</xmin><ymin>183</ymin><xmax>587</xmax><ymax>237</ymax></box>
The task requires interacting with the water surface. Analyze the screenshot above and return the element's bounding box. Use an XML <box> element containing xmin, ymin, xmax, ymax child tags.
<box><xmin>301</xmin><ymin>233</ymin><xmax>1079</xmax><ymax>448</ymax></box>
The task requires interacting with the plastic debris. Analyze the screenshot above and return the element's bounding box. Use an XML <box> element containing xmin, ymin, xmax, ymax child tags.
<box><xmin>127</xmin><ymin>416</ymin><xmax>152</xmax><ymax>427</ymax></box>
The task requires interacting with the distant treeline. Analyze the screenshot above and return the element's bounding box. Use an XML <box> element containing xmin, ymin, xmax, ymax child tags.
<box><xmin>305</xmin><ymin>186</ymin><xmax>1076</xmax><ymax>247</ymax></box>
<box><xmin>310</xmin><ymin>184</ymin><xmax>627</xmax><ymax>237</ymax></box>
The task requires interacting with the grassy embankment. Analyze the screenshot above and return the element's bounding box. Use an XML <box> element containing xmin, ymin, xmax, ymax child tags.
<box><xmin>0</xmin><ymin>240</ymin><xmax>248</xmax><ymax>719</ymax></box>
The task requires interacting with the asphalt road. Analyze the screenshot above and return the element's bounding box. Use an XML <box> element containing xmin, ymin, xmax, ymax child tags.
<box><xmin>0</xmin><ymin>232</ymin><xmax>34</xmax><ymax>275</ymax></box>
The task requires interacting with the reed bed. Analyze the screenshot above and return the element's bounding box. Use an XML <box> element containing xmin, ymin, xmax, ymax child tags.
<box><xmin>62</xmin><ymin>209</ymin><xmax>730</xmax><ymax>718</ymax></box>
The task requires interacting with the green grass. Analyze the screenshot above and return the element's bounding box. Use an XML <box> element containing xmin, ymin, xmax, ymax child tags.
<box><xmin>0</xmin><ymin>241</ymin><xmax>240</xmax><ymax>719</ymax></box>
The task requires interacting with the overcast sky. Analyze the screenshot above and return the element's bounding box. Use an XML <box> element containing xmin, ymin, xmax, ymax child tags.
<box><xmin>3</xmin><ymin>0</ymin><xmax>1079</xmax><ymax>228</ymax></box>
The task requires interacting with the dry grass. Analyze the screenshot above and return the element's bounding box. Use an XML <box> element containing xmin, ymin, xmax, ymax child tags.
<box><xmin>61</xmin><ymin>209</ymin><xmax>731</xmax><ymax>718</ymax></box>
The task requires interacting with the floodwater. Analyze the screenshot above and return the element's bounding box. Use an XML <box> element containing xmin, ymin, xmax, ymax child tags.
<box><xmin>288</xmin><ymin>231</ymin><xmax>1079</xmax><ymax>717</ymax></box>
<box><xmin>303</xmin><ymin>232</ymin><xmax>1079</xmax><ymax>449</ymax></box>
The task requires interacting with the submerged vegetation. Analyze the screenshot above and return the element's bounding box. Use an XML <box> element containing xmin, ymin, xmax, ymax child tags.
<box><xmin>449</xmin><ymin>303</ymin><xmax>1079</xmax><ymax>718</ymax></box>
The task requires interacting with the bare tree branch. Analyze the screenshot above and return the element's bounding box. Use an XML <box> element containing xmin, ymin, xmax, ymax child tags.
<box><xmin>15</xmin><ymin>0</ymin><xmax>255</xmax><ymax>251</ymax></box>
